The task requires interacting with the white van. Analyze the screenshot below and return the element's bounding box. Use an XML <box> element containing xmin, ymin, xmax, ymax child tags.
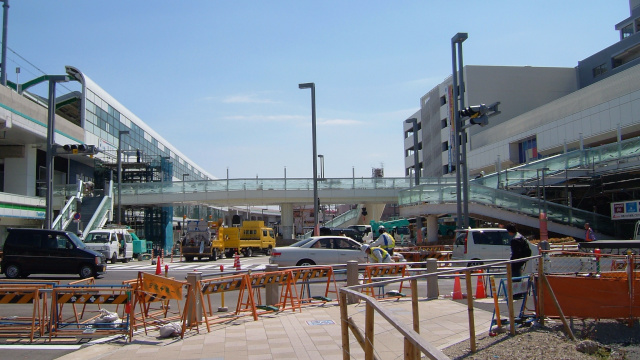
<box><xmin>452</xmin><ymin>228</ymin><xmax>538</xmax><ymax>268</ymax></box>
<box><xmin>83</xmin><ymin>228</ymin><xmax>134</xmax><ymax>264</ymax></box>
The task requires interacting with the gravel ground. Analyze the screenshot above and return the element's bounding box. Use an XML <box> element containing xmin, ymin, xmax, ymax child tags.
<box><xmin>442</xmin><ymin>318</ymin><xmax>640</xmax><ymax>359</ymax></box>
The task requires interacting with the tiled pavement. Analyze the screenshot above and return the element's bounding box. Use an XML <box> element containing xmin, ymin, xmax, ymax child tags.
<box><xmin>56</xmin><ymin>298</ymin><xmax>494</xmax><ymax>360</ymax></box>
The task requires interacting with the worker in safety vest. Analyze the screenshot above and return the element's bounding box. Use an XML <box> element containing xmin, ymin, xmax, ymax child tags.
<box><xmin>361</xmin><ymin>244</ymin><xmax>392</xmax><ymax>263</ymax></box>
<box><xmin>371</xmin><ymin>225</ymin><xmax>395</xmax><ymax>255</ymax></box>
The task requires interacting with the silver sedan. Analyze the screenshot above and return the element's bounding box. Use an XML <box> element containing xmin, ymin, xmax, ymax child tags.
<box><xmin>269</xmin><ymin>236</ymin><xmax>367</xmax><ymax>267</ymax></box>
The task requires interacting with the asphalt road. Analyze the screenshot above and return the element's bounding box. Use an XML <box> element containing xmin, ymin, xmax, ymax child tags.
<box><xmin>1</xmin><ymin>255</ymin><xmax>529</xmax><ymax>360</ymax></box>
<box><xmin>0</xmin><ymin>254</ymin><xmax>272</xmax><ymax>360</ymax></box>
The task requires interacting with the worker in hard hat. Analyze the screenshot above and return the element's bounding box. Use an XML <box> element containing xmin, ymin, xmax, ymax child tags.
<box><xmin>361</xmin><ymin>244</ymin><xmax>392</xmax><ymax>263</ymax></box>
<box><xmin>371</xmin><ymin>225</ymin><xmax>396</xmax><ymax>255</ymax></box>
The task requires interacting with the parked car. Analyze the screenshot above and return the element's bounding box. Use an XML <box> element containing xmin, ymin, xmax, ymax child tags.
<box><xmin>452</xmin><ymin>228</ymin><xmax>538</xmax><ymax>268</ymax></box>
<box><xmin>269</xmin><ymin>236</ymin><xmax>367</xmax><ymax>267</ymax></box>
<box><xmin>1</xmin><ymin>228</ymin><xmax>107</xmax><ymax>279</ymax></box>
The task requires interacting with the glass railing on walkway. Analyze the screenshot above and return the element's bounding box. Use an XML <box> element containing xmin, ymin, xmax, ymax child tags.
<box><xmin>52</xmin><ymin>181</ymin><xmax>83</xmax><ymax>230</ymax></box>
<box><xmin>474</xmin><ymin>136</ymin><xmax>640</xmax><ymax>190</ymax></box>
<box><xmin>398</xmin><ymin>182</ymin><xmax>613</xmax><ymax>234</ymax></box>
<box><xmin>54</xmin><ymin>177</ymin><xmax>457</xmax><ymax>198</ymax></box>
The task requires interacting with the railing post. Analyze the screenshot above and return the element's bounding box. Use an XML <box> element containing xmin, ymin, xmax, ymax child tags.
<box><xmin>426</xmin><ymin>259</ymin><xmax>439</xmax><ymax>299</ymax></box>
<box><xmin>506</xmin><ymin>264</ymin><xmax>515</xmax><ymax>335</ymax></box>
<box><xmin>411</xmin><ymin>279</ymin><xmax>420</xmax><ymax>359</ymax></box>
<box><xmin>340</xmin><ymin>292</ymin><xmax>350</xmax><ymax>360</ymax></box>
<box><xmin>365</xmin><ymin>302</ymin><xmax>374</xmax><ymax>360</ymax></box>
<box><xmin>346</xmin><ymin>261</ymin><xmax>359</xmax><ymax>304</ymax></box>
<box><xmin>265</xmin><ymin>264</ymin><xmax>279</xmax><ymax>306</ymax></box>
<box><xmin>538</xmin><ymin>255</ymin><xmax>545</xmax><ymax>326</ymax></box>
<box><xmin>465</xmin><ymin>271</ymin><xmax>476</xmax><ymax>353</ymax></box>
<box><xmin>186</xmin><ymin>271</ymin><xmax>202</xmax><ymax>327</ymax></box>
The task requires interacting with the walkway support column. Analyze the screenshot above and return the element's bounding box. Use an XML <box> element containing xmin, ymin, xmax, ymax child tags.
<box><xmin>280</xmin><ymin>203</ymin><xmax>294</xmax><ymax>241</ymax></box>
<box><xmin>426</xmin><ymin>215</ymin><xmax>438</xmax><ymax>243</ymax></box>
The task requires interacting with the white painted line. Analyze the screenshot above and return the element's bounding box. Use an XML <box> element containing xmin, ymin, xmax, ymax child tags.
<box><xmin>0</xmin><ymin>344</ymin><xmax>82</xmax><ymax>350</ymax></box>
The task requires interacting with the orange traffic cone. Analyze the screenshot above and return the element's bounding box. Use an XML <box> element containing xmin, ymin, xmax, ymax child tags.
<box><xmin>234</xmin><ymin>252</ymin><xmax>241</xmax><ymax>270</ymax></box>
<box><xmin>475</xmin><ymin>272</ymin><xmax>487</xmax><ymax>299</ymax></box>
<box><xmin>452</xmin><ymin>274</ymin><xmax>463</xmax><ymax>300</ymax></box>
<box><xmin>155</xmin><ymin>256</ymin><xmax>162</xmax><ymax>275</ymax></box>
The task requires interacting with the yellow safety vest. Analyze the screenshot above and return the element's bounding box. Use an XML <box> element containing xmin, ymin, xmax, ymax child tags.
<box><xmin>379</xmin><ymin>233</ymin><xmax>395</xmax><ymax>250</ymax></box>
<box><xmin>369</xmin><ymin>247</ymin><xmax>390</xmax><ymax>263</ymax></box>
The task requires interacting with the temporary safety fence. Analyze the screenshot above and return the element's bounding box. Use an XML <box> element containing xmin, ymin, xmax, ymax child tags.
<box><xmin>289</xmin><ymin>266</ymin><xmax>339</xmax><ymax>305</ymax></box>
<box><xmin>64</xmin><ymin>277</ymin><xmax>100</xmax><ymax>321</ymax></box>
<box><xmin>0</xmin><ymin>285</ymin><xmax>48</xmax><ymax>341</ymax></box>
<box><xmin>49</xmin><ymin>285</ymin><xmax>132</xmax><ymax>341</ymax></box>
<box><xmin>132</xmin><ymin>272</ymin><xmax>196</xmax><ymax>339</ymax></box>
<box><xmin>362</xmin><ymin>263</ymin><xmax>408</xmax><ymax>299</ymax></box>
<box><xmin>0</xmin><ymin>279</ymin><xmax>59</xmax><ymax>336</ymax></box>
<box><xmin>539</xmin><ymin>252</ymin><xmax>640</xmax><ymax>323</ymax></box>
<box><xmin>237</xmin><ymin>269</ymin><xmax>300</xmax><ymax>315</ymax></box>
<box><xmin>197</xmin><ymin>273</ymin><xmax>255</xmax><ymax>332</ymax></box>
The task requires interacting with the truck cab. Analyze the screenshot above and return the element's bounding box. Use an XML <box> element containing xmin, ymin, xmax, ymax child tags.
<box><xmin>221</xmin><ymin>221</ymin><xmax>276</xmax><ymax>257</ymax></box>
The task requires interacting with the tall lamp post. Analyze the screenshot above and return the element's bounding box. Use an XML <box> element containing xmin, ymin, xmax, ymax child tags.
<box><xmin>0</xmin><ymin>0</ymin><xmax>8</xmax><ymax>87</ymax></box>
<box><xmin>117</xmin><ymin>130</ymin><xmax>129</xmax><ymax>224</ymax></box>
<box><xmin>44</xmin><ymin>75</ymin><xmax>71</xmax><ymax>229</ymax></box>
<box><xmin>299</xmin><ymin>82</ymin><xmax>319</xmax><ymax>236</ymax></box>
<box><xmin>452</xmin><ymin>32</ymin><xmax>468</xmax><ymax>229</ymax></box>
<box><xmin>405</xmin><ymin>118</ymin><xmax>420</xmax><ymax>185</ymax></box>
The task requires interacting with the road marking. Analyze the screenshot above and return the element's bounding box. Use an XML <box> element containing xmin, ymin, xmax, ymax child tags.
<box><xmin>0</xmin><ymin>344</ymin><xmax>82</xmax><ymax>350</ymax></box>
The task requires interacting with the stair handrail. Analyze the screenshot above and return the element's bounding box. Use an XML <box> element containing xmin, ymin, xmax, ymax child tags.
<box><xmin>51</xmin><ymin>180</ymin><xmax>83</xmax><ymax>230</ymax></box>
<box><xmin>83</xmin><ymin>195</ymin><xmax>112</xmax><ymax>234</ymax></box>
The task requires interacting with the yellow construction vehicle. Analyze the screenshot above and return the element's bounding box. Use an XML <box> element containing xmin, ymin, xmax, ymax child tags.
<box><xmin>220</xmin><ymin>221</ymin><xmax>276</xmax><ymax>258</ymax></box>
<box><xmin>180</xmin><ymin>219</ymin><xmax>225</xmax><ymax>261</ymax></box>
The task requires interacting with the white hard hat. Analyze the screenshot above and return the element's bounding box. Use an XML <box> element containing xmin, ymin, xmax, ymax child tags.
<box><xmin>378</xmin><ymin>225</ymin><xmax>385</xmax><ymax>230</ymax></box>
<box><xmin>361</xmin><ymin>244</ymin><xmax>370</xmax><ymax>252</ymax></box>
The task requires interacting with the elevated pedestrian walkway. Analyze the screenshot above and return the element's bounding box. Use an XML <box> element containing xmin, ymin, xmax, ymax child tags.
<box><xmin>49</xmin><ymin>137</ymin><xmax>640</xmax><ymax>238</ymax></box>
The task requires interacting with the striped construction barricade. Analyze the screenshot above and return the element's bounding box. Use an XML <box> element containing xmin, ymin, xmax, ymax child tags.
<box><xmin>133</xmin><ymin>272</ymin><xmax>197</xmax><ymax>339</ymax></box>
<box><xmin>0</xmin><ymin>279</ymin><xmax>60</xmax><ymax>339</ymax></box>
<box><xmin>49</xmin><ymin>285</ymin><xmax>132</xmax><ymax>341</ymax></box>
<box><xmin>362</xmin><ymin>263</ymin><xmax>408</xmax><ymax>299</ymax></box>
<box><xmin>237</xmin><ymin>270</ymin><xmax>300</xmax><ymax>316</ymax></box>
<box><xmin>290</xmin><ymin>266</ymin><xmax>339</xmax><ymax>305</ymax></box>
<box><xmin>0</xmin><ymin>285</ymin><xmax>48</xmax><ymax>341</ymax></box>
<box><xmin>198</xmin><ymin>274</ymin><xmax>254</xmax><ymax>332</ymax></box>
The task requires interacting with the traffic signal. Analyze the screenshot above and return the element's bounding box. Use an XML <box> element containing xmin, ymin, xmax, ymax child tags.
<box><xmin>459</xmin><ymin>105</ymin><xmax>482</xmax><ymax>119</ymax></box>
<box><xmin>459</xmin><ymin>102</ymin><xmax>500</xmax><ymax>127</ymax></box>
<box><xmin>361</xmin><ymin>207</ymin><xmax>368</xmax><ymax>216</ymax></box>
<box><xmin>59</xmin><ymin>144</ymin><xmax>100</xmax><ymax>155</ymax></box>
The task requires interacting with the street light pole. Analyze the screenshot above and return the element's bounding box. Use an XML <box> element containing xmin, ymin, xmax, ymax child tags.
<box><xmin>0</xmin><ymin>0</ymin><xmax>9</xmax><ymax>87</ymax></box>
<box><xmin>405</xmin><ymin>118</ymin><xmax>420</xmax><ymax>185</ymax></box>
<box><xmin>452</xmin><ymin>32</ymin><xmax>468</xmax><ymax>229</ymax></box>
<box><xmin>117</xmin><ymin>130</ymin><xmax>129</xmax><ymax>224</ymax></box>
<box><xmin>44</xmin><ymin>75</ymin><xmax>71</xmax><ymax>229</ymax></box>
<box><xmin>299</xmin><ymin>82</ymin><xmax>319</xmax><ymax>236</ymax></box>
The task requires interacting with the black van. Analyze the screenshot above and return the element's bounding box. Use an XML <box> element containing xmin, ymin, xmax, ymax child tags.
<box><xmin>1</xmin><ymin>228</ymin><xmax>107</xmax><ymax>279</ymax></box>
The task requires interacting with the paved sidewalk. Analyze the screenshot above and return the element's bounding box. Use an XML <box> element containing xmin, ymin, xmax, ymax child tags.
<box><xmin>56</xmin><ymin>299</ymin><xmax>493</xmax><ymax>360</ymax></box>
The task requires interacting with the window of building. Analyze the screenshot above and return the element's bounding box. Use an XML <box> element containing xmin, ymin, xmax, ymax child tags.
<box><xmin>441</xmin><ymin>118</ymin><xmax>448</xmax><ymax>129</ymax></box>
<box><xmin>439</xmin><ymin>95</ymin><xmax>446</xmax><ymax>106</ymax></box>
<box><xmin>612</xmin><ymin>43</ymin><xmax>640</xmax><ymax>69</ymax></box>
<box><xmin>517</xmin><ymin>137</ymin><xmax>538</xmax><ymax>164</ymax></box>
<box><xmin>442</xmin><ymin>141</ymin><xmax>448</xmax><ymax>152</ymax></box>
<box><xmin>592</xmin><ymin>63</ymin><xmax>607</xmax><ymax>78</ymax></box>
<box><xmin>622</xmin><ymin>23</ymin><xmax>634</xmax><ymax>39</ymax></box>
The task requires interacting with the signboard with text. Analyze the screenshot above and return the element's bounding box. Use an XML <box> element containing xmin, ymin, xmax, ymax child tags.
<box><xmin>611</xmin><ymin>200</ymin><xmax>640</xmax><ymax>220</ymax></box>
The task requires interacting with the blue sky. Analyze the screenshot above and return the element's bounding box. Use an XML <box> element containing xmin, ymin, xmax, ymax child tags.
<box><xmin>7</xmin><ymin>1</ymin><xmax>629</xmax><ymax>179</ymax></box>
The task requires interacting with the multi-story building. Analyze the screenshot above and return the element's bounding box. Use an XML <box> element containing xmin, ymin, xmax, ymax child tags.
<box><xmin>0</xmin><ymin>65</ymin><xmax>216</xmax><ymax>247</ymax></box>
<box><xmin>403</xmin><ymin>0</ymin><xmax>640</xmax><ymax>235</ymax></box>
